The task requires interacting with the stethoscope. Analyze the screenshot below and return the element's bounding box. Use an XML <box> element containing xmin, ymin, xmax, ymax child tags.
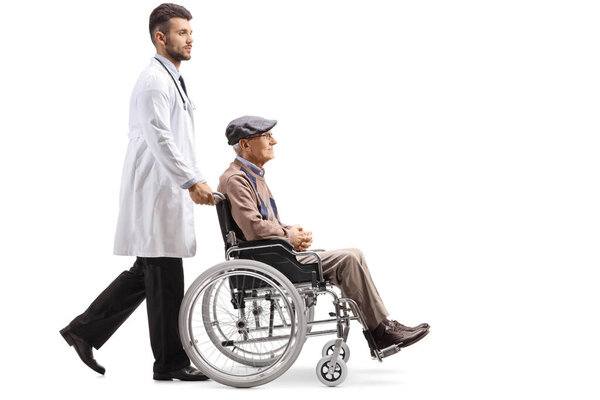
<box><xmin>154</xmin><ymin>57</ymin><xmax>195</xmax><ymax>111</ymax></box>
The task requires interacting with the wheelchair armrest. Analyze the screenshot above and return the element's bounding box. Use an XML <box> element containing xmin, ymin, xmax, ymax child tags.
<box><xmin>236</xmin><ymin>238</ymin><xmax>294</xmax><ymax>252</ymax></box>
<box><xmin>227</xmin><ymin>238</ymin><xmax>325</xmax><ymax>286</ymax></box>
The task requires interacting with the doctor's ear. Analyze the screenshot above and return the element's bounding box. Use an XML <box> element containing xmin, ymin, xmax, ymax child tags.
<box><xmin>154</xmin><ymin>31</ymin><xmax>167</xmax><ymax>46</ymax></box>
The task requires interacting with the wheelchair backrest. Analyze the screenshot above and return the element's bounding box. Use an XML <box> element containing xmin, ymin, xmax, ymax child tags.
<box><xmin>215</xmin><ymin>195</ymin><xmax>242</xmax><ymax>249</ymax></box>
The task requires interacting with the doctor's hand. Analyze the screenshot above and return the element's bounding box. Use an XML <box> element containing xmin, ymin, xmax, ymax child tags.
<box><xmin>290</xmin><ymin>225</ymin><xmax>313</xmax><ymax>251</ymax></box>
<box><xmin>188</xmin><ymin>182</ymin><xmax>215</xmax><ymax>205</ymax></box>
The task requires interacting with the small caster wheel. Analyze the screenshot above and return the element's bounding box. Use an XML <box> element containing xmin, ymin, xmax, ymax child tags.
<box><xmin>321</xmin><ymin>339</ymin><xmax>351</xmax><ymax>362</ymax></box>
<box><xmin>316</xmin><ymin>355</ymin><xmax>348</xmax><ymax>387</ymax></box>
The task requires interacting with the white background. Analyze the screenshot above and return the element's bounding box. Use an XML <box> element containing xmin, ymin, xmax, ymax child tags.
<box><xmin>1</xmin><ymin>0</ymin><xmax>599</xmax><ymax>398</ymax></box>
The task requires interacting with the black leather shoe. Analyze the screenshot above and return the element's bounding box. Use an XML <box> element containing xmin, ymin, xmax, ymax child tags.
<box><xmin>60</xmin><ymin>326</ymin><xmax>105</xmax><ymax>375</ymax></box>
<box><xmin>153</xmin><ymin>366</ymin><xmax>209</xmax><ymax>381</ymax></box>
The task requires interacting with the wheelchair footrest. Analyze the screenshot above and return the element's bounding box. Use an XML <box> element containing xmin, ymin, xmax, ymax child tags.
<box><xmin>363</xmin><ymin>329</ymin><xmax>403</xmax><ymax>361</ymax></box>
<box><xmin>377</xmin><ymin>344</ymin><xmax>402</xmax><ymax>359</ymax></box>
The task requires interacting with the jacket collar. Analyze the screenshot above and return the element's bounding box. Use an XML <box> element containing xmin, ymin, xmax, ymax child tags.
<box><xmin>235</xmin><ymin>156</ymin><xmax>265</xmax><ymax>177</ymax></box>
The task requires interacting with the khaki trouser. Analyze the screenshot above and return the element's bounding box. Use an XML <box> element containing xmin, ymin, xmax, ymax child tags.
<box><xmin>298</xmin><ymin>248</ymin><xmax>389</xmax><ymax>330</ymax></box>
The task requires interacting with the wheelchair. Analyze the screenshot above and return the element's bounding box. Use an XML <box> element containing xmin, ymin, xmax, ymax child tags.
<box><xmin>178</xmin><ymin>192</ymin><xmax>404</xmax><ymax>387</ymax></box>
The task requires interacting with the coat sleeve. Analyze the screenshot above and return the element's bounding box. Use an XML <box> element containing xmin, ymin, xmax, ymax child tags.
<box><xmin>136</xmin><ymin>87</ymin><xmax>200</xmax><ymax>189</ymax></box>
<box><xmin>226</xmin><ymin>174</ymin><xmax>296</xmax><ymax>243</ymax></box>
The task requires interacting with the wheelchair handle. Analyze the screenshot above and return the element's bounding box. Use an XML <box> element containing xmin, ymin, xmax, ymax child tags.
<box><xmin>213</xmin><ymin>192</ymin><xmax>226</xmax><ymax>201</ymax></box>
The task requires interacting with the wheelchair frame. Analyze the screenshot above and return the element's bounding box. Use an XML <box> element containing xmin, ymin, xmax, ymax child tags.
<box><xmin>178</xmin><ymin>192</ymin><xmax>403</xmax><ymax>387</ymax></box>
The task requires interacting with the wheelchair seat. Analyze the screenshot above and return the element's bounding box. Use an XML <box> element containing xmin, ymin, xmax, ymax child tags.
<box><xmin>215</xmin><ymin>193</ymin><xmax>321</xmax><ymax>285</ymax></box>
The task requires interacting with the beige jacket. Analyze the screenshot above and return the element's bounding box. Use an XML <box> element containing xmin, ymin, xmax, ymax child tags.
<box><xmin>217</xmin><ymin>158</ymin><xmax>296</xmax><ymax>243</ymax></box>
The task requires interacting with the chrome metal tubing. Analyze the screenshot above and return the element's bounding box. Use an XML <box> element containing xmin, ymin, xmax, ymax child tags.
<box><xmin>226</xmin><ymin>333</ymin><xmax>291</xmax><ymax>346</ymax></box>
<box><xmin>292</xmin><ymin>249</ymin><xmax>324</xmax><ymax>282</ymax></box>
<box><xmin>338</xmin><ymin>296</ymin><xmax>382</xmax><ymax>361</ymax></box>
<box><xmin>243</xmin><ymin>324</ymin><xmax>289</xmax><ymax>332</ymax></box>
<box><xmin>338</xmin><ymin>297</ymin><xmax>369</xmax><ymax>331</ymax></box>
<box><xmin>305</xmin><ymin>329</ymin><xmax>338</xmax><ymax>337</ymax></box>
<box><xmin>212</xmin><ymin>191</ymin><xmax>226</xmax><ymax>201</ymax></box>
<box><xmin>307</xmin><ymin>318</ymin><xmax>339</xmax><ymax>326</ymax></box>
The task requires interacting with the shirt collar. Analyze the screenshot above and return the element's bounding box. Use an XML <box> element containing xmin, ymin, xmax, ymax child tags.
<box><xmin>154</xmin><ymin>54</ymin><xmax>181</xmax><ymax>80</ymax></box>
<box><xmin>236</xmin><ymin>156</ymin><xmax>265</xmax><ymax>177</ymax></box>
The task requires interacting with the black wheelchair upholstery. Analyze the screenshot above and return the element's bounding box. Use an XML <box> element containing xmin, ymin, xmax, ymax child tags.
<box><xmin>215</xmin><ymin>195</ymin><xmax>321</xmax><ymax>285</ymax></box>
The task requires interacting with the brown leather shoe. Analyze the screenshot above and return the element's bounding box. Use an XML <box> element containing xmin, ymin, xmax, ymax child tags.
<box><xmin>371</xmin><ymin>323</ymin><xmax>429</xmax><ymax>350</ymax></box>
<box><xmin>384</xmin><ymin>319</ymin><xmax>430</xmax><ymax>332</ymax></box>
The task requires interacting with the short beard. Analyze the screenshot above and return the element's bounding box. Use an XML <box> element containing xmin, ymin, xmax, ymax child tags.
<box><xmin>165</xmin><ymin>35</ymin><xmax>191</xmax><ymax>62</ymax></box>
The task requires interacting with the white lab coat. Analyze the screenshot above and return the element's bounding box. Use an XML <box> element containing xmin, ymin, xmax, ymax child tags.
<box><xmin>113</xmin><ymin>58</ymin><xmax>203</xmax><ymax>258</ymax></box>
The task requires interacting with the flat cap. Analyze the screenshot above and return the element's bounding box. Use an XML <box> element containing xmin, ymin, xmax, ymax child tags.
<box><xmin>226</xmin><ymin>116</ymin><xmax>277</xmax><ymax>145</ymax></box>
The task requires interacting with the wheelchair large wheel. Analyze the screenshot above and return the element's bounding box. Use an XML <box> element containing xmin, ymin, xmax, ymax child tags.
<box><xmin>180</xmin><ymin>260</ymin><xmax>307</xmax><ymax>388</ymax></box>
<box><xmin>200</xmin><ymin>273</ymin><xmax>292</xmax><ymax>367</ymax></box>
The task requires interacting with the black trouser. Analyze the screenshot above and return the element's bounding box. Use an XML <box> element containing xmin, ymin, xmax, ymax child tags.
<box><xmin>66</xmin><ymin>257</ymin><xmax>190</xmax><ymax>373</ymax></box>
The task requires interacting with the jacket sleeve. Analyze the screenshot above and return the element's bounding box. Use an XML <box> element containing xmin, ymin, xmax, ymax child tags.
<box><xmin>136</xmin><ymin>86</ymin><xmax>201</xmax><ymax>189</ymax></box>
<box><xmin>226</xmin><ymin>175</ymin><xmax>296</xmax><ymax>243</ymax></box>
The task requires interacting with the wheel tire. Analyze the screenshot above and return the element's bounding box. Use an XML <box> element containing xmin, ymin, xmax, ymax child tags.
<box><xmin>179</xmin><ymin>260</ymin><xmax>307</xmax><ymax>388</ymax></box>
<box><xmin>321</xmin><ymin>339</ymin><xmax>351</xmax><ymax>363</ymax></box>
<box><xmin>316</xmin><ymin>355</ymin><xmax>348</xmax><ymax>387</ymax></box>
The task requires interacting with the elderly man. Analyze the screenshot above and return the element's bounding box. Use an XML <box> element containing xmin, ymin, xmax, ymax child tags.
<box><xmin>217</xmin><ymin>116</ymin><xmax>430</xmax><ymax>353</ymax></box>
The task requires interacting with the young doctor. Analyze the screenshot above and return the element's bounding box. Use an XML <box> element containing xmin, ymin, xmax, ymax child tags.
<box><xmin>60</xmin><ymin>3</ymin><xmax>213</xmax><ymax>381</ymax></box>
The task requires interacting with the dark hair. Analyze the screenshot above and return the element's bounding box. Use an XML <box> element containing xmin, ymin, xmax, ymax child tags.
<box><xmin>149</xmin><ymin>3</ymin><xmax>193</xmax><ymax>45</ymax></box>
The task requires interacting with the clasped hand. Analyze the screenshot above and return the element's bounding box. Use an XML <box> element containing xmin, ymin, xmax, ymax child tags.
<box><xmin>290</xmin><ymin>225</ymin><xmax>312</xmax><ymax>251</ymax></box>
